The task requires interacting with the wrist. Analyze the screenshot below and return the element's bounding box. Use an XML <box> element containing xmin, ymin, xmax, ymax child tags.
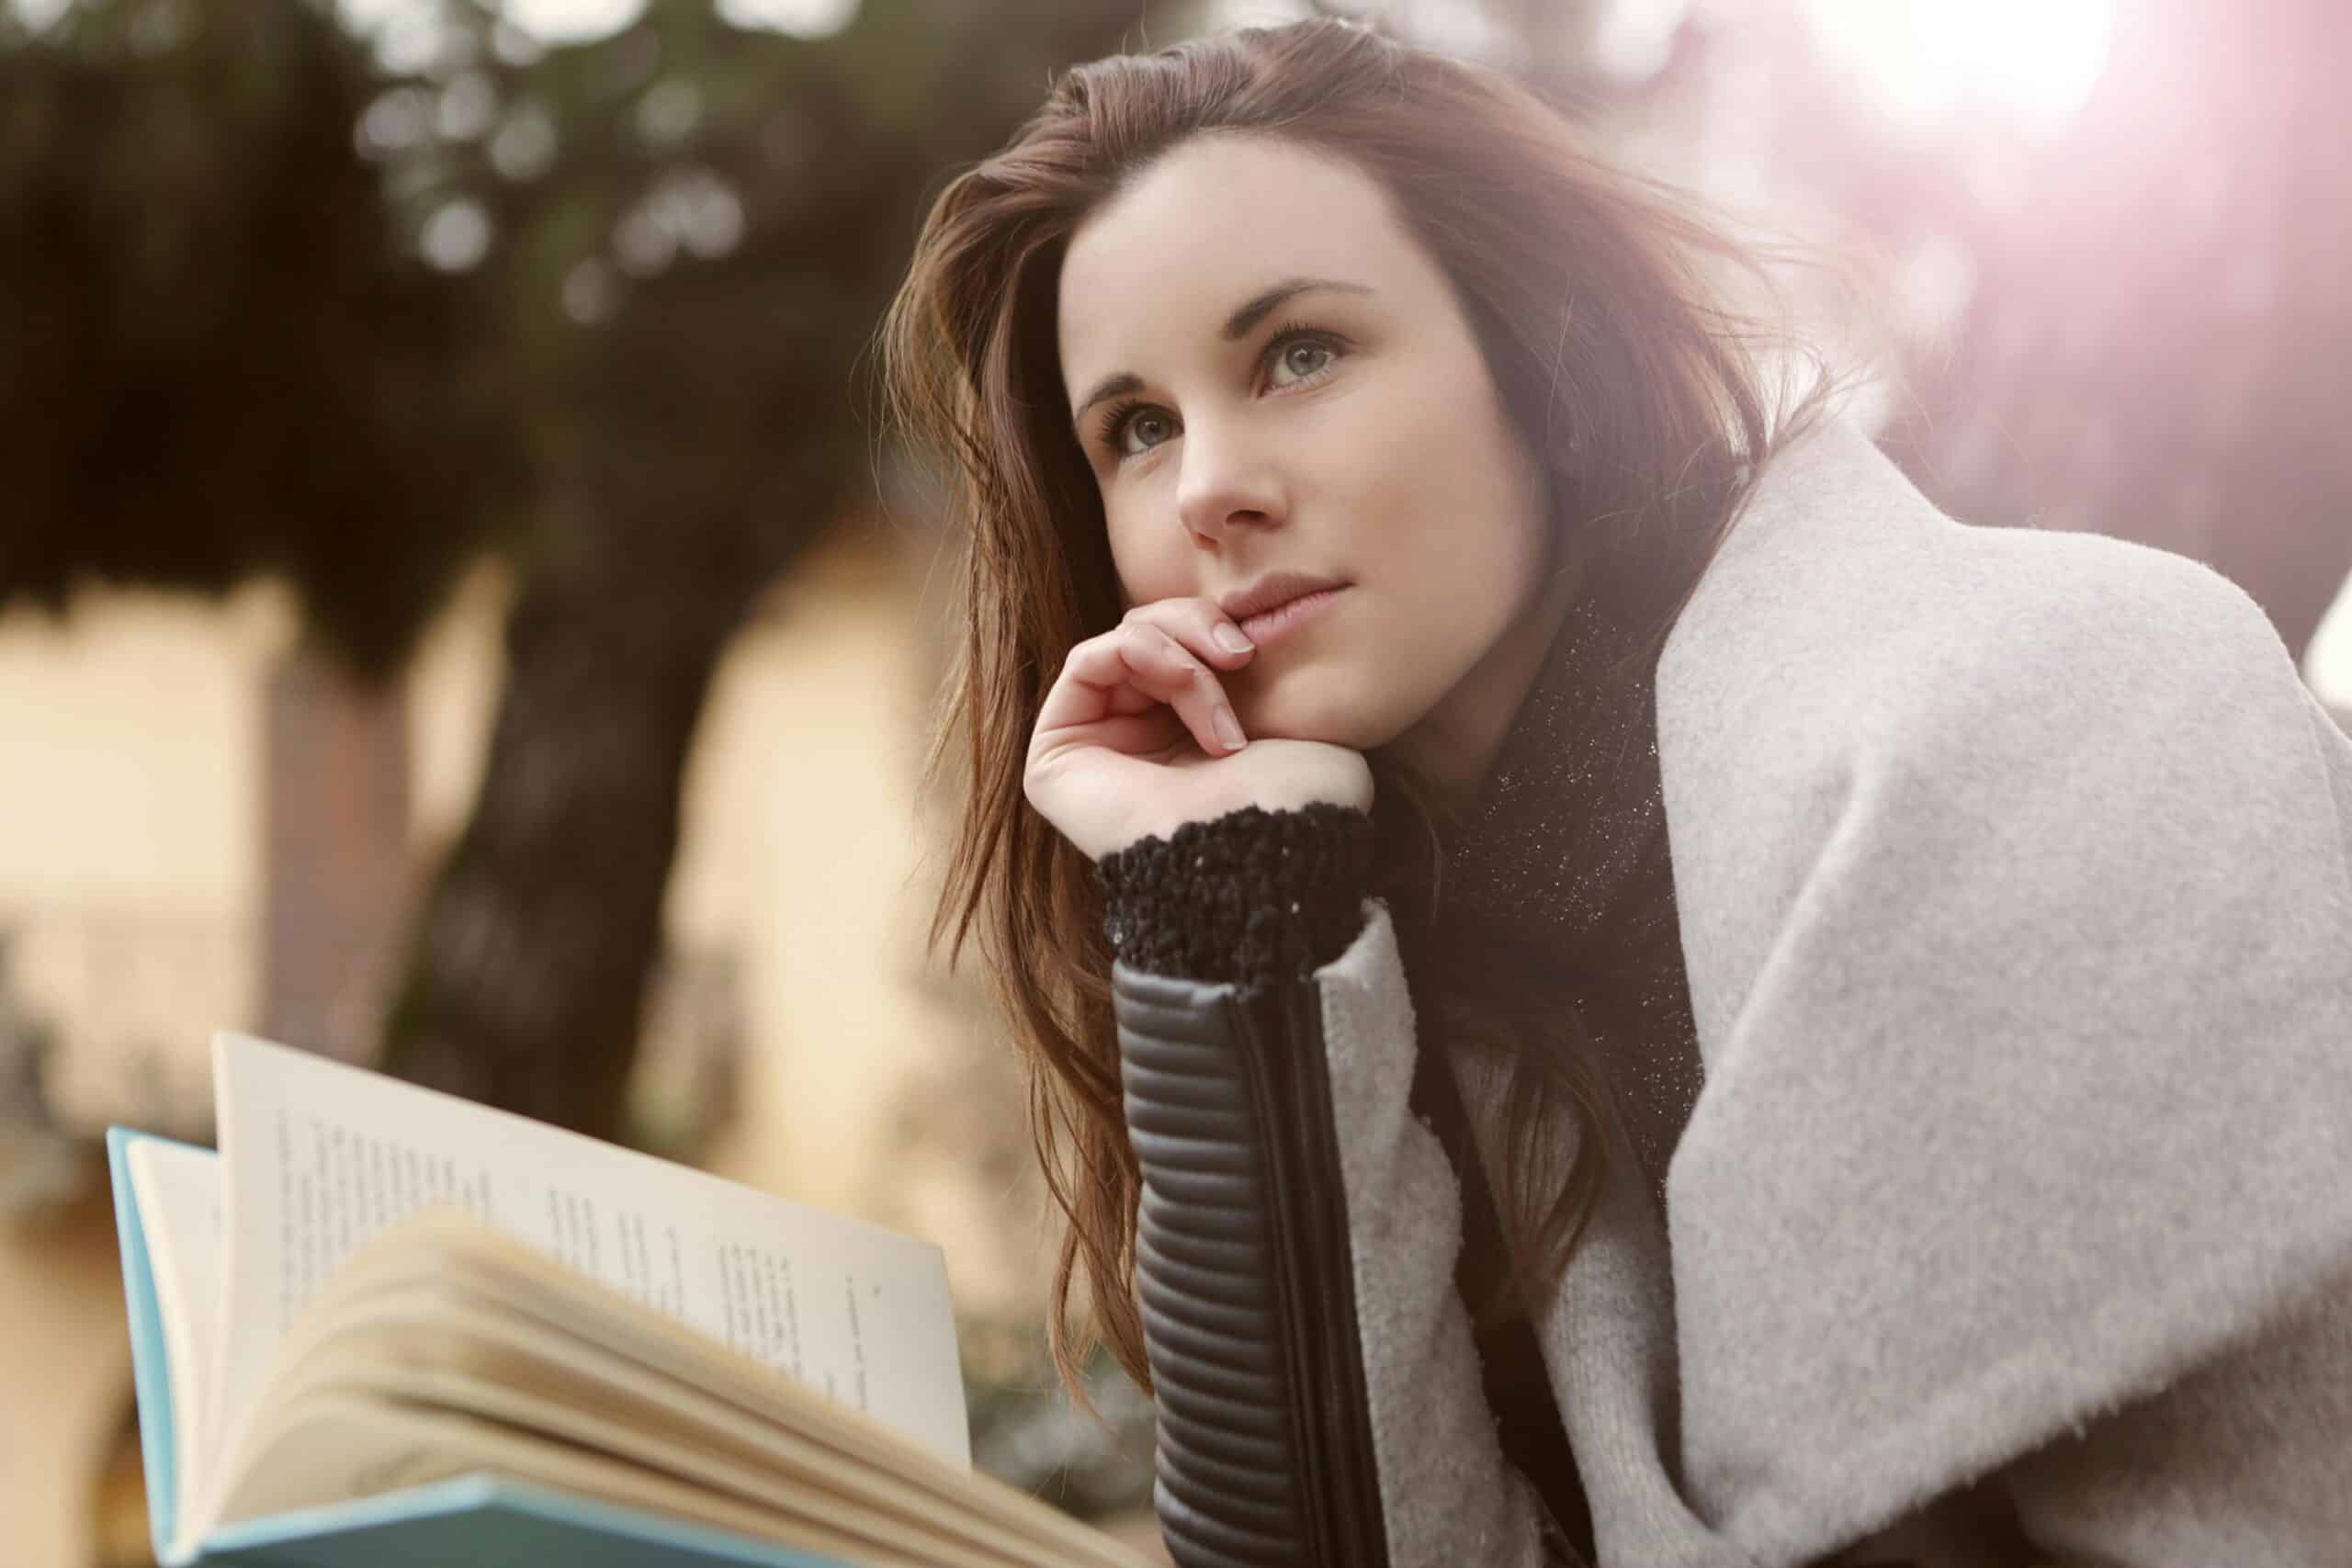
<box><xmin>1094</xmin><ymin>803</ymin><xmax>1374</xmax><ymax>987</ymax></box>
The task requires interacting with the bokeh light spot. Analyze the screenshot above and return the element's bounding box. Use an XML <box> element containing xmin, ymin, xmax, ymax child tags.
<box><xmin>713</xmin><ymin>0</ymin><xmax>856</xmax><ymax>40</ymax></box>
<box><xmin>421</xmin><ymin>199</ymin><xmax>493</xmax><ymax>273</ymax></box>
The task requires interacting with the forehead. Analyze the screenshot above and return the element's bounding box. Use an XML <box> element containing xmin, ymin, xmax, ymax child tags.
<box><xmin>1057</xmin><ymin>134</ymin><xmax>1424</xmax><ymax>382</ymax></box>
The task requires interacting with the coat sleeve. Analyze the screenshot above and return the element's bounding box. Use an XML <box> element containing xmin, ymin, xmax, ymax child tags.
<box><xmin>1991</xmin><ymin>1250</ymin><xmax>2352</xmax><ymax>1566</ymax></box>
<box><xmin>1098</xmin><ymin>806</ymin><xmax>1583</xmax><ymax>1568</ymax></box>
<box><xmin>1657</xmin><ymin>526</ymin><xmax>2352</xmax><ymax>1565</ymax></box>
<box><xmin>1952</xmin><ymin>680</ymin><xmax>2352</xmax><ymax>1568</ymax></box>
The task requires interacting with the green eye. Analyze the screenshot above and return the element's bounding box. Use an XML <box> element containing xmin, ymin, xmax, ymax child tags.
<box><xmin>1096</xmin><ymin>321</ymin><xmax>1351</xmax><ymax>465</ymax></box>
<box><xmin>1272</xmin><ymin>338</ymin><xmax>1335</xmax><ymax>383</ymax></box>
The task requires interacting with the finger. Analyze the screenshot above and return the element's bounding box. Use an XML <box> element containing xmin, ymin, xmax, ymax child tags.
<box><xmin>1035</xmin><ymin>625</ymin><xmax>1243</xmax><ymax>756</ymax></box>
<box><xmin>1123</xmin><ymin>623</ymin><xmax>1244</xmax><ymax>756</ymax></box>
<box><xmin>1120</xmin><ymin>597</ymin><xmax>1258</xmax><ymax>671</ymax></box>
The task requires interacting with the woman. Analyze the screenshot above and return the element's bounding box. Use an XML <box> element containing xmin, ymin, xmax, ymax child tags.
<box><xmin>877</xmin><ymin>17</ymin><xmax>2352</xmax><ymax>1567</ymax></box>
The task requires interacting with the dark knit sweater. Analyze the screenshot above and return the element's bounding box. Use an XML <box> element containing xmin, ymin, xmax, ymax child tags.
<box><xmin>1092</xmin><ymin>590</ymin><xmax>1707</xmax><ymax>1559</ymax></box>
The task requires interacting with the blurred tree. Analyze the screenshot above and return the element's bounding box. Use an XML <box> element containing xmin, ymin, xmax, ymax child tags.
<box><xmin>0</xmin><ymin>0</ymin><xmax>1162</xmax><ymax>1142</ymax></box>
<box><xmin>0</xmin><ymin>0</ymin><xmax>520</xmax><ymax>675</ymax></box>
<box><xmin>374</xmin><ymin>0</ymin><xmax>1153</xmax><ymax>1138</ymax></box>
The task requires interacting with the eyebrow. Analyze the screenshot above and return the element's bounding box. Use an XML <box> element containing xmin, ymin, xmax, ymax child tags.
<box><xmin>1069</xmin><ymin>276</ymin><xmax>1374</xmax><ymax>439</ymax></box>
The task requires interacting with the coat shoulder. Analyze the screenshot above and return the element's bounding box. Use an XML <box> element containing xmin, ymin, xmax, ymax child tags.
<box><xmin>1657</xmin><ymin>419</ymin><xmax>2294</xmax><ymax>779</ymax></box>
<box><xmin>1649</xmin><ymin>423</ymin><xmax>2352</xmax><ymax>1565</ymax></box>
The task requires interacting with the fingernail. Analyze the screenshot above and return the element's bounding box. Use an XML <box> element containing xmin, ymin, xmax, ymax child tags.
<box><xmin>1213</xmin><ymin>624</ymin><xmax>1254</xmax><ymax>654</ymax></box>
<box><xmin>1214</xmin><ymin>707</ymin><xmax>1246</xmax><ymax>750</ymax></box>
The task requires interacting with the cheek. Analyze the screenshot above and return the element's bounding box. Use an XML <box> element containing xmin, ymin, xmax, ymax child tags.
<box><xmin>1374</xmin><ymin>441</ymin><xmax>1538</xmax><ymax>604</ymax></box>
<box><xmin>1102</xmin><ymin>517</ymin><xmax>1166</xmax><ymax>608</ymax></box>
<box><xmin>1422</xmin><ymin>401</ymin><xmax>1547</xmax><ymax>597</ymax></box>
<box><xmin>1234</xmin><ymin>655</ymin><xmax>1391</xmax><ymax>750</ymax></box>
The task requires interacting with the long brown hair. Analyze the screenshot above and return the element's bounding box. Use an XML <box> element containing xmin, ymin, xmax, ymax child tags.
<box><xmin>876</xmin><ymin>16</ymin><xmax>1835</xmax><ymax>1397</ymax></box>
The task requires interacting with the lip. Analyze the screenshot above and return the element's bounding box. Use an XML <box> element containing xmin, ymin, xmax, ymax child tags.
<box><xmin>1217</xmin><ymin>571</ymin><xmax>1351</xmax><ymax>625</ymax></box>
<box><xmin>1234</xmin><ymin>584</ymin><xmax>1348</xmax><ymax>648</ymax></box>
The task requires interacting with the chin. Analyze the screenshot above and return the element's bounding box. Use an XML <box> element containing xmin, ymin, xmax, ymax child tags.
<box><xmin>1235</xmin><ymin>661</ymin><xmax>1404</xmax><ymax>752</ymax></box>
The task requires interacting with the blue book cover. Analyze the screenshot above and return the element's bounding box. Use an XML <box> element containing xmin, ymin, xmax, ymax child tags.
<box><xmin>105</xmin><ymin>1126</ymin><xmax>985</xmax><ymax>1568</ymax></box>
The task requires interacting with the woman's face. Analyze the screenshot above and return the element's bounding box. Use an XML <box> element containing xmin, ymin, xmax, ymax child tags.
<box><xmin>1056</xmin><ymin>131</ymin><xmax>1567</xmax><ymax>781</ymax></box>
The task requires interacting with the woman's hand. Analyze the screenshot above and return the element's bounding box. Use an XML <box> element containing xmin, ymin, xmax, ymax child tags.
<box><xmin>1024</xmin><ymin>597</ymin><xmax>1374</xmax><ymax>863</ymax></box>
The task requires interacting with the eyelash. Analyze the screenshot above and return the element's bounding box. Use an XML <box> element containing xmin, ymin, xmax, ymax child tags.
<box><xmin>1092</xmin><ymin>319</ymin><xmax>1349</xmax><ymax>462</ymax></box>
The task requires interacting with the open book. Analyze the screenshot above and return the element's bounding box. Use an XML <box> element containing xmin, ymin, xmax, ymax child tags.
<box><xmin>107</xmin><ymin>1031</ymin><xmax>1150</xmax><ymax>1568</ymax></box>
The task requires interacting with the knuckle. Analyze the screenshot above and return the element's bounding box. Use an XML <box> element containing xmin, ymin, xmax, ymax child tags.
<box><xmin>1139</xmin><ymin>626</ymin><xmax>1184</xmax><ymax>663</ymax></box>
<box><xmin>1126</xmin><ymin>599</ymin><xmax>1187</xmax><ymax>636</ymax></box>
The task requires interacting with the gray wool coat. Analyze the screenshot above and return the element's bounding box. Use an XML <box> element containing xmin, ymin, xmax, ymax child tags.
<box><xmin>1294</xmin><ymin>419</ymin><xmax>2352</xmax><ymax>1565</ymax></box>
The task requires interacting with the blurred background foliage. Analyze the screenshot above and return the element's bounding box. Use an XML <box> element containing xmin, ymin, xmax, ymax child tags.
<box><xmin>8</xmin><ymin>0</ymin><xmax>1164</xmax><ymax>1147</ymax></box>
<box><xmin>0</xmin><ymin>0</ymin><xmax>514</xmax><ymax>676</ymax></box>
<box><xmin>2</xmin><ymin>0</ymin><xmax>2348</xmax><ymax>1559</ymax></box>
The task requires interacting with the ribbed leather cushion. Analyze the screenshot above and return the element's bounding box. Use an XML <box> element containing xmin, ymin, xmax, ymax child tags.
<box><xmin>1115</xmin><ymin>967</ymin><xmax>1311</xmax><ymax>1567</ymax></box>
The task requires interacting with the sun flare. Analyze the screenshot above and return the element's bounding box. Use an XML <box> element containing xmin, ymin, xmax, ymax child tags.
<box><xmin>1802</xmin><ymin>0</ymin><xmax>2116</xmax><ymax>133</ymax></box>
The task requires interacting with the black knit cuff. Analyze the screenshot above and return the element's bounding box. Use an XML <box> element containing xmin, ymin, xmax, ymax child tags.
<box><xmin>1093</xmin><ymin>803</ymin><xmax>1374</xmax><ymax>989</ymax></box>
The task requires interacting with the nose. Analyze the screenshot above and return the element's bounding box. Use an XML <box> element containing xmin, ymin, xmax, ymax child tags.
<box><xmin>1174</xmin><ymin>419</ymin><xmax>1283</xmax><ymax>548</ymax></box>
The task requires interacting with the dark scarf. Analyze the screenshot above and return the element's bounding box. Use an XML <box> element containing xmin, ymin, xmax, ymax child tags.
<box><xmin>1367</xmin><ymin>582</ymin><xmax>1707</xmax><ymax>1561</ymax></box>
<box><xmin>1388</xmin><ymin>583</ymin><xmax>1706</xmax><ymax>1209</ymax></box>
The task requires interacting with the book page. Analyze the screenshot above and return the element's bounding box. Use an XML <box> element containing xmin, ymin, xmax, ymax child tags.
<box><xmin>206</xmin><ymin>1216</ymin><xmax>1138</xmax><ymax>1568</ymax></box>
<box><xmin>204</xmin><ymin>1032</ymin><xmax>966</xmax><ymax>1483</ymax></box>
<box><xmin>126</xmin><ymin>1137</ymin><xmax>225</xmax><ymax>1523</ymax></box>
<box><xmin>215</xmin><ymin>1393</ymin><xmax>1125</xmax><ymax>1568</ymax></box>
